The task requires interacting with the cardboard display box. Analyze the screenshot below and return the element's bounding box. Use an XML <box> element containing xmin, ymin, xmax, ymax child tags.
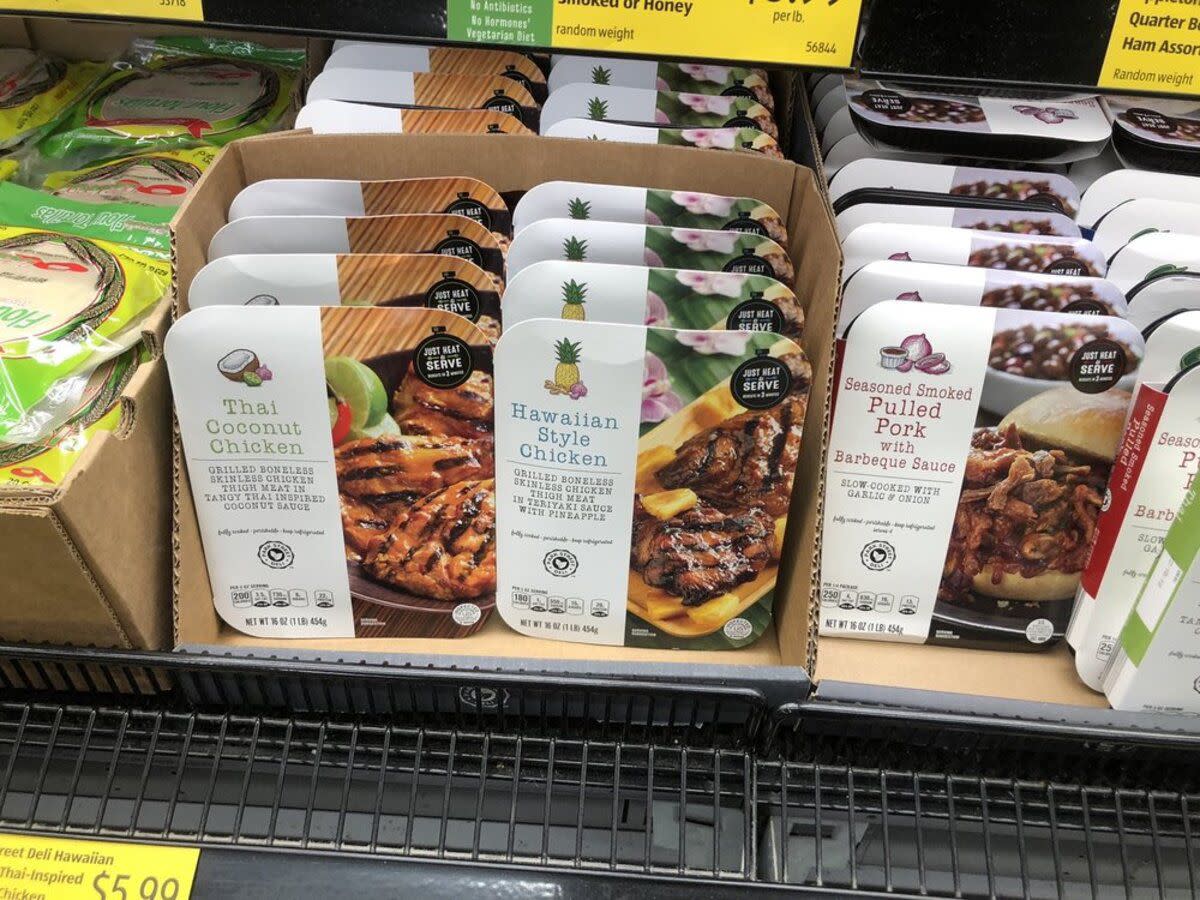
<box><xmin>171</xmin><ymin>131</ymin><xmax>839</xmax><ymax>684</ymax></box>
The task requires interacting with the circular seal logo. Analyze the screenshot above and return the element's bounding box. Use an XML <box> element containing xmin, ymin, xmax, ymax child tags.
<box><xmin>860</xmin><ymin>88</ymin><xmax>911</xmax><ymax>116</ymax></box>
<box><xmin>425</xmin><ymin>276</ymin><xmax>482</xmax><ymax>322</ymax></box>
<box><xmin>452</xmin><ymin>603</ymin><xmax>483</xmax><ymax>626</ymax></box>
<box><xmin>434</xmin><ymin>234</ymin><xmax>484</xmax><ymax>267</ymax></box>
<box><xmin>723</xmin><ymin>617</ymin><xmax>754</xmax><ymax>640</ymax></box>
<box><xmin>257</xmin><ymin>540</ymin><xmax>294</xmax><ymax>569</ymax></box>
<box><xmin>1026</xmin><ymin>618</ymin><xmax>1055</xmax><ymax>645</ymax></box>
<box><xmin>1062</xmin><ymin>299</ymin><xmax>1105</xmax><ymax>315</ymax></box>
<box><xmin>413</xmin><ymin>330</ymin><xmax>474</xmax><ymax>389</ymax></box>
<box><xmin>726</xmin><ymin>298</ymin><xmax>784</xmax><ymax>334</ymax></box>
<box><xmin>543</xmin><ymin>549</ymin><xmax>579</xmax><ymax>577</ymax></box>
<box><xmin>1102</xmin><ymin>487</ymin><xmax>1113</xmax><ymax>513</ymax></box>
<box><xmin>730</xmin><ymin>351</ymin><xmax>791</xmax><ymax>410</ymax></box>
<box><xmin>482</xmin><ymin>93</ymin><xmax>523</xmax><ymax>124</ymax></box>
<box><xmin>723</xmin><ymin>252</ymin><xmax>774</xmax><ymax>276</ymax></box>
<box><xmin>860</xmin><ymin>540</ymin><xmax>895</xmax><ymax>572</ymax></box>
<box><xmin>722</xmin><ymin>213</ymin><xmax>768</xmax><ymax>237</ymax></box>
<box><xmin>445</xmin><ymin>195</ymin><xmax>492</xmax><ymax>230</ymax></box>
<box><xmin>245</xmin><ymin>294</ymin><xmax>279</xmax><ymax>306</ymax></box>
<box><xmin>1069</xmin><ymin>338</ymin><xmax>1127</xmax><ymax>394</ymax></box>
<box><xmin>1045</xmin><ymin>257</ymin><xmax>1088</xmax><ymax>277</ymax></box>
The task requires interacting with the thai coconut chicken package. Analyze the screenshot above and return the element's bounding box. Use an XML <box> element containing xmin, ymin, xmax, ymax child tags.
<box><xmin>0</xmin><ymin>183</ymin><xmax>171</xmax><ymax>444</ymax></box>
<box><xmin>494</xmin><ymin>320</ymin><xmax>810</xmax><ymax>649</ymax></box>
<box><xmin>31</xmin><ymin>37</ymin><xmax>304</xmax><ymax>170</ymax></box>
<box><xmin>168</xmin><ymin>306</ymin><xmax>498</xmax><ymax>640</ymax></box>
<box><xmin>821</xmin><ymin>301</ymin><xmax>1144</xmax><ymax>650</ymax></box>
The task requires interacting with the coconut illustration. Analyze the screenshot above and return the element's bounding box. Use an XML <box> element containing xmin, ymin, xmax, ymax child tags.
<box><xmin>217</xmin><ymin>348</ymin><xmax>261</xmax><ymax>381</ymax></box>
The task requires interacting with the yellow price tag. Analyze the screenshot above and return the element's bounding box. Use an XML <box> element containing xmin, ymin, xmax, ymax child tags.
<box><xmin>0</xmin><ymin>0</ymin><xmax>203</xmax><ymax>22</ymax></box>
<box><xmin>0</xmin><ymin>833</ymin><xmax>199</xmax><ymax>900</ymax></box>
<box><xmin>1099</xmin><ymin>0</ymin><xmax>1200</xmax><ymax>95</ymax></box>
<box><xmin>548</xmin><ymin>0</ymin><xmax>860</xmax><ymax>68</ymax></box>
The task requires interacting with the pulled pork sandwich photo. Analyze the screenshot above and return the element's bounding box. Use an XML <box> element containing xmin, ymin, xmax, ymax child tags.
<box><xmin>939</xmin><ymin>386</ymin><xmax>1129</xmax><ymax>609</ymax></box>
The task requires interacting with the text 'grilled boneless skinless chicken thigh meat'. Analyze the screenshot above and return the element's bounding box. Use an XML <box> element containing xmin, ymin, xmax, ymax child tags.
<box><xmin>393</xmin><ymin>366</ymin><xmax>494</xmax><ymax>439</ymax></box>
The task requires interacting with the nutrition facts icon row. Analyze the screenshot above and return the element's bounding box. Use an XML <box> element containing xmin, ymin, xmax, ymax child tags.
<box><xmin>822</xmin><ymin>589</ymin><xmax>919</xmax><ymax>615</ymax></box>
<box><xmin>233</xmin><ymin>588</ymin><xmax>336</xmax><ymax>609</ymax></box>
<box><xmin>511</xmin><ymin>593</ymin><xmax>610</xmax><ymax>618</ymax></box>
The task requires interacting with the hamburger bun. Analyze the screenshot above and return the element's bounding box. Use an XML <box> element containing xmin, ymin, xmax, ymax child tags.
<box><xmin>999</xmin><ymin>386</ymin><xmax>1130</xmax><ymax>463</ymax></box>
<box><xmin>971</xmin><ymin>567</ymin><xmax>1080</xmax><ymax>602</ymax></box>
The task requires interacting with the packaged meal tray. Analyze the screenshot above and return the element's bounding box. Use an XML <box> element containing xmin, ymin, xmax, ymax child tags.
<box><xmin>841</xmin><ymin>223</ymin><xmax>1107</xmax><ymax>282</ymax></box>
<box><xmin>548</xmin><ymin>57</ymin><xmax>772</xmax><ymax>110</ymax></box>
<box><xmin>295</xmin><ymin>101</ymin><xmax>534</xmax><ymax>136</ymax></box>
<box><xmin>1107</xmin><ymin>232</ymin><xmax>1200</xmax><ymax>294</ymax></box>
<box><xmin>0</xmin><ymin>184</ymin><xmax>171</xmax><ymax>442</ymax></box>
<box><xmin>208</xmin><ymin>213</ymin><xmax>506</xmax><ymax>281</ymax></box>
<box><xmin>1108</xmin><ymin>96</ymin><xmax>1200</xmax><ymax>175</ymax></box>
<box><xmin>509</xmin><ymin>219</ymin><xmax>793</xmax><ymax>285</ymax></box>
<box><xmin>844</xmin><ymin>78</ymin><xmax>1112</xmax><ymax>163</ymax></box>
<box><xmin>168</xmin><ymin>305</ymin><xmax>498</xmax><ymax>640</ymax></box>
<box><xmin>229</xmin><ymin>176</ymin><xmax>512</xmax><ymax>239</ymax></box>
<box><xmin>830</xmin><ymin>158</ymin><xmax>1082</xmax><ymax>217</ymax></box>
<box><xmin>839</xmin><ymin>261</ymin><xmax>1128</xmax><ymax>337</ymax></box>
<box><xmin>821</xmin><ymin>301</ymin><xmax>1143</xmax><ymax>650</ymax></box>
<box><xmin>0</xmin><ymin>48</ymin><xmax>105</xmax><ymax>153</ymax></box>
<box><xmin>1068</xmin><ymin>311</ymin><xmax>1200</xmax><ymax>690</ymax></box>
<box><xmin>325</xmin><ymin>43</ymin><xmax>547</xmax><ymax>103</ymax></box>
<box><xmin>821</xmin><ymin>107</ymin><xmax>856</xmax><ymax>155</ymax></box>
<box><xmin>188</xmin><ymin>253</ymin><xmax>503</xmax><ymax>340</ymax></box>
<box><xmin>836</xmin><ymin>202</ymin><xmax>1081</xmax><ymax>241</ymax></box>
<box><xmin>1104</xmin><ymin>460</ymin><xmax>1200</xmax><ymax>714</ymax></box>
<box><xmin>813</xmin><ymin>83</ymin><xmax>847</xmax><ymax>135</ymax></box>
<box><xmin>39</xmin><ymin>145</ymin><xmax>217</xmax><ymax>208</ymax></box>
<box><xmin>35</xmin><ymin>37</ymin><xmax>305</xmax><ymax>165</ymax></box>
<box><xmin>0</xmin><ymin>342</ymin><xmax>141</xmax><ymax>491</ymax></box>
<box><xmin>494</xmin><ymin>319</ymin><xmax>810</xmax><ymax>649</ymax></box>
<box><xmin>542</xmin><ymin>120</ymin><xmax>784</xmax><ymax>158</ymax></box>
<box><xmin>502</xmin><ymin>262</ymin><xmax>803</xmax><ymax>338</ymax></box>
<box><xmin>305</xmin><ymin>70</ymin><xmax>540</xmax><ymax>130</ymax></box>
<box><xmin>1077</xmin><ymin>169</ymin><xmax>1200</xmax><ymax>229</ymax></box>
<box><xmin>1125</xmin><ymin>272</ymin><xmax>1200</xmax><ymax>329</ymax></box>
<box><xmin>512</xmin><ymin>180</ymin><xmax>787</xmax><ymax>245</ymax></box>
<box><xmin>541</xmin><ymin>84</ymin><xmax>777</xmax><ymax>139</ymax></box>
<box><xmin>1090</xmin><ymin>197</ymin><xmax>1200</xmax><ymax>259</ymax></box>
<box><xmin>821</xmin><ymin>135</ymin><xmax>921</xmax><ymax>180</ymax></box>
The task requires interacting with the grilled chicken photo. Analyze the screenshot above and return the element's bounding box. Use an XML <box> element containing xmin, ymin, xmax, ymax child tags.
<box><xmin>393</xmin><ymin>366</ymin><xmax>494</xmax><ymax>439</ymax></box>
<box><xmin>335</xmin><ymin>434</ymin><xmax>494</xmax><ymax>508</ymax></box>
<box><xmin>340</xmin><ymin>494</ymin><xmax>391</xmax><ymax>562</ymax></box>
<box><xmin>656</xmin><ymin>352</ymin><xmax>811</xmax><ymax>518</ymax></box>
<box><xmin>362</xmin><ymin>478</ymin><xmax>497</xmax><ymax>601</ymax></box>
<box><xmin>631</xmin><ymin>497</ymin><xmax>775</xmax><ymax>605</ymax></box>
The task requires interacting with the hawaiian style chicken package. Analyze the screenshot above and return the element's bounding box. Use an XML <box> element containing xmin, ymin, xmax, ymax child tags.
<box><xmin>508</xmin><ymin>220</ymin><xmax>794</xmax><ymax>285</ymax></box>
<box><xmin>821</xmin><ymin>301</ymin><xmax>1144</xmax><ymax>650</ymax></box>
<box><xmin>34</xmin><ymin>37</ymin><xmax>304</xmax><ymax>168</ymax></box>
<box><xmin>229</xmin><ymin>176</ymin><xmax>512</xmax><ymax>241</ymax></box>
<box><xmin>503</xmin><ymin>262</ymin><xmax>803</xmax><ymax>339</ymax></box>
<box><xmin>188</xmin><ymin>254</ymin><xmax>503</xmax><ymax>340</ymax></box>
<box><xmin>1068</xmin><ymin>312</ymin><xmax>1200</xmax><ymax>689</ymax></box>
<box><xmin>548</xmin><ymin>57</ymin><xmax>772</xmax><ymax>109</ymax></box>
<box><xmin>542</xmin><ymin>120</ymin><xmax>784</xmax><ymax>158</ymax></box>
<box><xmin>295</xmin><ymin>101</ymin><xmax>535</xmax><ymax>136</ymax></box>
<box><xmin>40</xmin><ymin>145</ymin><xmax>218</xmax><ymax>209</ymax></box>
<box><xmin>494</xmin><ymin>320</ymin><xmax>810</xmax><ymax>649</ymax></box>
<box><xmin>542</xmin><ymin>85</ymin><xmax>777</xmax><ymax>140</ymax></box>
<box><xmin>512</xmin><ymin>180</ymin><xmax>787</xmax><ymax>245</ymax></box>
<box><xmin>168</xmin><ymin>305</ymin><xmax>497</xmax><ymax>640</ymax></box>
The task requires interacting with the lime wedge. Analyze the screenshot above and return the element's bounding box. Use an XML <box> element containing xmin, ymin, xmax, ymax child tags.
<box><xmin>349</xmin><ymin>414</ymin><xmax>402</xmax><ymax>442</ymax></box>
<box><xmin>325</xmin><ymin>356</ymin><xmax>388</xmax><ymax>429</ymax></box>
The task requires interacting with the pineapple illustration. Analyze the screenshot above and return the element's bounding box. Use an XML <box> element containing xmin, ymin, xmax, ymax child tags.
<box><xmin>591</xmin><ymin>65</ymin><xmax>612</xmax><ymax>85</ymax></box>
<box><xmin>553</xmin><ymin>338</ymin><xmax>582</xmax><ymax>391</ymax></box>
<box><xmin>562</xmin><ymin>235</ymin><xmax>588</xmax><ymax>261</ymax></box>
<box><xmin>587</xmin><ymin>96</ymin><xmax>609</xmax><ymax>120</ymax></box>
<box><xmin>560</xmin><ymin>279</ymin><xmax>587</xmax><ymax>320</ymax></box>
<box><xmin>567</xmin><ymin>197</ymin><xmax>591</xmax><ymax>220</ymax></box>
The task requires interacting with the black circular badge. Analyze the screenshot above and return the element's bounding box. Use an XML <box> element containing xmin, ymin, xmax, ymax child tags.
<box><xmin>860</xmin><ymin>89</ymin><xmax>911</xmax><ymax>116</ymax></box>
<box><xmin>726</xmin><ymin>298</ymin><xmax>784</xmax><ymax>334</ymax></box>
<box><xmin>1062</xmin><ymin>299</ymin><xmax>1105</xmax><ymax>315</ymax></box>
<box><xmin>482</xmin><ymin>93</ymin><xmax>523</xmax><ymax>124</ymax></box>
<box><xmin>501</xmin><ymin>66</ymin><xmax>535</xmax><ymax>94</ymax></box>
<box><xmin>445</xmin><ymin>194</ymin><xmax>492</xmax><ymax>230</ymax></box>
<box><xmin>721</xmin><ymin>83</ymin><xmax>756</xmax><ymax>99</ymax></box>
<box><xmin>730</xmin><ymin>351</ymin><xmax>791</xmax><ymax>410</ymax></box>
<box><xmin>1123</xmin><ymin>107</ymin><xmax>1177</xmax><ymax>135</ymax></box>
<box><xmin>1069</xmin><ymin>338</ymin><xmax>1127</xmax><ymax>394</ymax></box>
<box><xmin>723</xmin><ymin>114</ymin><xmax>760</xmax><ymax>130</ymax></box>
<box><xmin>1045</xmin><ymin>257</ymin><xmax>1089</xmax><ymax>277</ymax></box>
<box><xmin>434</xmin><ymin>234</ymin><xmax>484</xmax><ymax>267</ymax></box>
<box><xmin>425</xmin><ymin>275</ymin><xmax>482</xmax><ymax>322</ymax></box>
<box><xmin>722</xmin><ymin>212</ymin><xmax>768</xmax><ymax>237</ymax></box>
<box><xmin>413</xmin><ymin>330</ymin><xmax>474</xmax><ymax>389</ymax></box>
<box><xmin>723</xmin><ymin>252</ymin><xmax>774</xmax><ymax>276</ymax></box>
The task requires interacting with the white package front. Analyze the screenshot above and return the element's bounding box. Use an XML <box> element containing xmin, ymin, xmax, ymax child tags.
<box><xmin>1090</xmin><ymin>198</ymin><xmax>1200</xmax><ymax>259</ymax></box>
<box><xmin>1108</xmin><ymin>232</ymin><xmax>1200</xmax><ymax>294</ymax></box>
<box><xmin>836</xmin><ymin>203</ymin><xmax>1081</xmax><ymax>241</ymax></box>
<box><xmin>296</xmin><ymin>100</ymin><xmax>405</xmax><ymax>134</ymax></box>
<box><xmin>165</xmin><ymin>306</ymin><xmax>355</xmax><ymax>639</ymax></box>
<box><xmin>1078</xmin><ymin>170</ymin><xmax>1200</xmax><ymax>228</ymax></box>
<box><xmin>1127</xmin><ymin>274</ymin><xmax>1200</xmax><ymax>329</ymax></box>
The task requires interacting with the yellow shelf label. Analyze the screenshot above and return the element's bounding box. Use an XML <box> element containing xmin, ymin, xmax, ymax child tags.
<box><xmin>1099</xmin><ymin>0</ymin><xmax>1200</xmax><ymax>95</ymax></box>
<box><xmin>0</xmin><ymin>833</ymin><xmax>199</xmax><ymax>899</ymax></box>
<box><xmin>0</xmin><ymin>0</ymin><xmax>203</xmax><ymax>22</ymax></box>
<box><xmin>448</xmin><ymin>0</ymin><xmax>861</xmax><ymax>69</ymax></box>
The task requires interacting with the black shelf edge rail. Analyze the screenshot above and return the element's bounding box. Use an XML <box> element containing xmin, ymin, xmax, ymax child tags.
<box><xmin>0</xmin><ymin>643</ymin><xmax>768</xmax><ymax>749</ymax></box>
